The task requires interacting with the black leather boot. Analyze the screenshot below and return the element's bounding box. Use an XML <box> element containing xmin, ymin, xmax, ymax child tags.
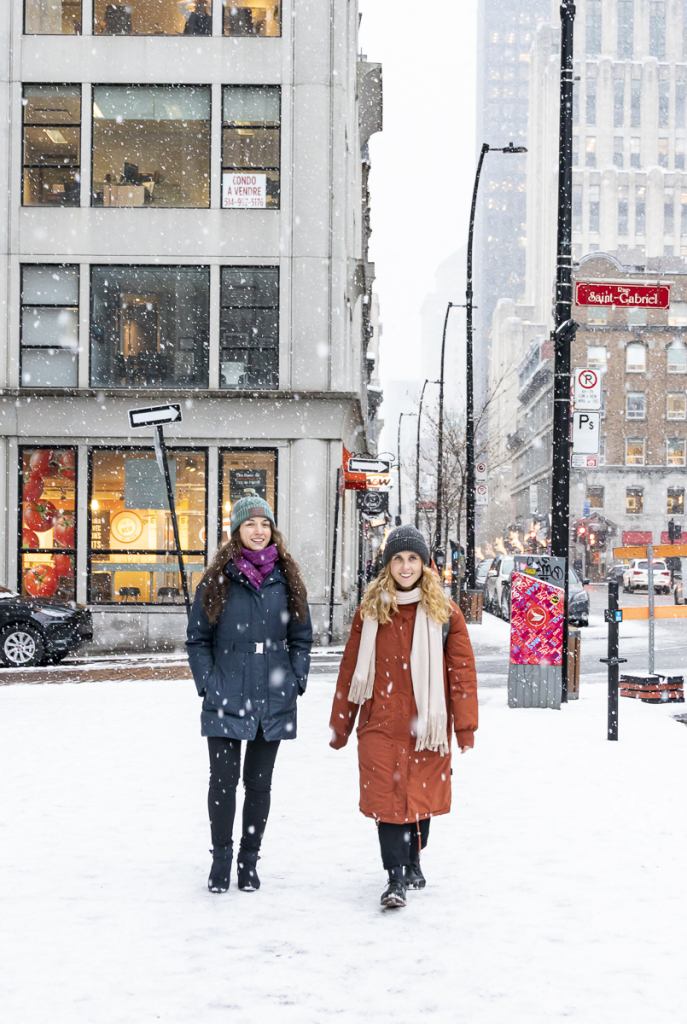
<box><xmin>405</xmin><ymin>859</ymin><xmax>426</xmax><ymax>889</ymax></box>
<box><xmin>208</xmin><ymin>844</ymin><xmax>233</xmax><ymax>893</ymax></box>
<box><xmin>237</xmin><ymin>846</ymin><xmax>260</xmax><ymax>891</ymax></box>
<box><xmin>381</xmin><ymin>865</ymin><xmax>407</xmax><ymax>908</ymax></box>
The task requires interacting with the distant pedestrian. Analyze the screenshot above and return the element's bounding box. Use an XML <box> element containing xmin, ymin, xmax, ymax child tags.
<box><xmin>329</xmin><ymin>525</ymin><xmax>478</xmax><ymax>908</ymax></box>
<box><xmin>187</xmin><ymin>497</ymin><xmax>313</xmax><ymax>894</ymax></box>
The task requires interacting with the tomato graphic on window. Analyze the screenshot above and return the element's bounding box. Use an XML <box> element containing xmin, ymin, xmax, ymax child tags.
<box><xmin>22</xmin><ymin>471</ymin><xmax>45</xmax><ymax>503</ymax></box>
<box><xmin>56</xmin><ymin>451</ymin><xmax>76</xmax><ymax>481</ymax></box>
<box><xmin>53</xmin><ymin>553</ymin><xmax>74</xmax><ymax>577</ymax></box>
<box><xmin>29</xmin><ymin>450</ymin><xmax>55</xmax><ymax>476</ymax></box>
<box><xmin>22</xmin><ymin>528</ymin><xmax>40</xmax><ymax>549</ymax></box>
<box><xmin>53</xmin><ymin>512</ymin><xmax>75</xmax><ymax>548</ymax></box>
<box><xmin>24</xmin><ymin>564</ymin><xmax>59</xmax><ymax>598</ymax></box>
<box><xmin>23</xmin><ymin>501</ymin><xmax>58</xmax><ymax>533</ymax></box>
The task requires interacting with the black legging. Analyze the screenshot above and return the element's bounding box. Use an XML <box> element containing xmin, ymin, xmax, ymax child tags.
<box><xmin>377</xmin><ymin>819</ymin><xmax>431</xmax><ymax>870</ymax></box>
<box><xmin>207</xmin><ymin>730</ymin><xmax>280</xmax><ymax>851</ymax></box>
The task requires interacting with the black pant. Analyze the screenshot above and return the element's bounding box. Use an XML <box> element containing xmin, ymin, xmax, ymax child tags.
<box><xmin>377</xmin><ymin>819</ymin><xmax>431</xmax><ymax>870</ymax></box>
<box><xmin>207</xmin><ymin>730</ymin><xmax>280</xmax><ymax>852</ymax></box>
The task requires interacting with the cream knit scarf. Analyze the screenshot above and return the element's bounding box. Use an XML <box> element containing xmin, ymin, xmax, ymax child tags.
<box><xmin>348</xmin><ymin>588</ymin><xmax>449</xmax><ymax>756</ymax></box>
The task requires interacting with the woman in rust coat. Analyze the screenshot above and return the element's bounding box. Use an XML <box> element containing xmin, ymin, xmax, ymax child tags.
<box><xmin>329</xmin><ymin>525</ymin><xmax>478</xmax><ymax>908</ymax></box>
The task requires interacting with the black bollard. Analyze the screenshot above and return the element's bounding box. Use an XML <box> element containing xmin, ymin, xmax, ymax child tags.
<box><xmin>601</xmin><ymin>579</ymin><xmax>626</xmax><ymax>741</ymax></box>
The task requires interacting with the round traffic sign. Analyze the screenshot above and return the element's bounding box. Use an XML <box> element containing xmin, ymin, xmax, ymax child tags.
<box><xmin>476</xmin><ymin>461</ymin><xmax>487</xmax><ymax>475</ymax></box>
<box><xmin>476</xmin><ymin>484</ymin><xmax>487</xmax><ymax>497</ymax></box>
<box><xmin>578</xmin><ymin>369</ymin><xmax>598</xmax><ymax>389</ymax></box>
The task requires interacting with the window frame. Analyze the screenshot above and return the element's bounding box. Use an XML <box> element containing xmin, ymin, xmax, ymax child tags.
<box><xmin>625</xmin><ymin>391</ymin><xmax>646</xmax><ymax>420</ymax></box>
<box><xmin>667</xmin><ymin>339</ymin><xmax>687</xmax><ymax>373</ymax></box>
<box><xmin>625</xmin><ymin>486</ymin><xmax>644</xmax><ymax>515</ymax></box>
<box><xmin>625</xmin><ymin>437</ymin><xmax>646</xmax><ymax>466</ymax></box>
<box><xmin>17</xmin><ymin>444</ymin><xmax>78</xmax><ymax>600</ymax></box>
<box><xmin>625</xmin><ymin>342</ymin><xmax>646</xmax><ymax>373</ymax></box>
<box><xmin>667</xmin><ymin>437</ymin><xmax>687</xmax><ymax>467</ymax></box>
<box><xmin>24</xmin><ymin>0</ymin><xmax>82</xmax><ymax>35</ymax></box>
<box><xmin>22</xmin><ymin>82</ymin><xmax>82</xmax><ymax>208</ymax></box>
<box><xmin>219</xmin><ymin>264</ymin><xmax>280</xmax><ymax>390</ymax></box>
<box><xmin>667</xmin><ymin>392</ymin><xmax>687</xmax><ymax>420</ymax></box>
<box><xmin>667</xmin><ymin>486</ymin><xmax>685</xmax><ymax>515</ymax></box>
<box><xmin>223</xmin><ymin>1</ymin><xmax>282</xmax><ymax>37</ymax></box>
<box><xmin>20</xmin><ymin>263</ymin><xmax>80</xmax><ymax>389</ymax></box>
<box><xmin>86</xmin><ymin>445</ymin><xmax>208</xmax><ymax>606</ymax></box>
<box><xmin>221</xmin><ymin>85</ymin><xmax>281</xmax><ymax>211</ymax></box>
<box><xmin>92</xmin><ymin>0</ymin><xmax>212</xmax><ymax>37</ymax></box>
<box><xmin>217</xmin><ymin>446</ymin><xmax>279</xmax><ymax>546</ymax></box>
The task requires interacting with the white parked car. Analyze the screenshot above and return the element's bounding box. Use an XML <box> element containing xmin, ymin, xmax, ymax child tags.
<box><xmin>622</xmin><ymin>559</ymin><xmax>671</xmax><ymax>594</ymax></box>
<box><xmin>484</xmin><ymin>556</ymin><xmax>514</xmax><ymax>619</ymax></box>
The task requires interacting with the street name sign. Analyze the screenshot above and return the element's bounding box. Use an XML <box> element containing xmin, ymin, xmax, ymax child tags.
<box><xmin>129</xmin><ymin>403</ymin><xmax>183</xmax><ymax>428</ymax></box>
<box><xmin>575</xmin><ymin>282</ymin><xmax>670</xmax><ymax>308</ymax></box>
<box><xmin>572</xmin><ymin>411</ymin><xmax>600</xmax><ymax>454</ymax></box>
<box><xmin>573</xmin><ymin>367</ymin><xmax>602</xmax><ymax>410</ymax></box>
<box><xmin>348</xmin><ymin>457</ymin><xmax>391</xmax><ymax>474</ymax></box>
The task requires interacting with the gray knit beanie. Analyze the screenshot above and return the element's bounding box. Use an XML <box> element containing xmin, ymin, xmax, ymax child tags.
<box><xmin>230</xmin><ymin>496</ymin><xmax>276</xmax><ymax>535</ymax></box>
<box><xmin>382</xmin><ymin>525</ymin><xmax>430</xmax><ymax>567</ymax></box>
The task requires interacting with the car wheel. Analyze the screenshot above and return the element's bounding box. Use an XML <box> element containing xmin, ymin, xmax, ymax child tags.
<box><xmin>501</xmin><ymin>592</ymin><xmax>510</xmax><ymax>621</ymax></box>
<box><xmin>624</xmin><ymin>584</ymin><xmax>633</xmax><ymax>594</ymax></box>
<box><xmin>0</xmin><ymin>624</ymin><xmax>45</xmax><ymax>668</ymax></box>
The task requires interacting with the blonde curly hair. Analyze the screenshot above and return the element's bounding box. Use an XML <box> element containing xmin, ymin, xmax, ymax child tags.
<box><xmin>360</xmin><ymin>563</ymin><xmax>451</xmax><ymax>627</ymax></box>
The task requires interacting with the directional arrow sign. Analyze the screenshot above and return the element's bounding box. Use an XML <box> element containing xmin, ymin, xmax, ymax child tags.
<box><xmin>348</xmin><ymin>457</ymin><xmax>390</xmax><ymax>474</ymax></box>
<box><xmin>129</xmin><ymin>404</ymin><xmax>183</xmax><ymax>429</ymax></box>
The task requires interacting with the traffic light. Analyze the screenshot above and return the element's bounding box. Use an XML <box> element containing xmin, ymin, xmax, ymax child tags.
<box><xmin>668</xmin><ymin>519</ymin><xmax>680</xmax><ymax>543</ymax></box>
<box><xmin>589</xmin><ymin>531</ymin><xmax>596</xmax><ymax>546</ymax></box>
<box><xmin>577</xmin><ymin>524</ymin><xmax>587</xmax><ymax>538</ymax></box>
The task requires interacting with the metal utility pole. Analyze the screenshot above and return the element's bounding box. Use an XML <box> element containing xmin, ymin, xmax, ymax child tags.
<box><xmin>434</xmin><ymin>303</ymin><xmax>457</xmax><ymax>569</ymax></box>
<box><xmin>464</xmin><ymin>141</ymin><xmax>526</xmax><ymax>589</ymax></box>
<box><xmin>155</xmin><ymin>425</ymin><xmax>191</xmax><ymax>616</ymax></box>
<box><xmin>328</xmin><ymin>468</ymin><xmax>341</xmax><ymax>643</ymax></box>
<box><xmin>414</xmin><ymin>379</ymin><xmax>439</xmax><ymax>529</ymax></box>
<box><xmin>396</xmin><ymin>412</ymin><xmax>417</xmax><ymax>525</ymax></box>
<box><xmin>550</xmin><ymin>0</ymin><xmax>578</xmax><ymax>702</ymax></box>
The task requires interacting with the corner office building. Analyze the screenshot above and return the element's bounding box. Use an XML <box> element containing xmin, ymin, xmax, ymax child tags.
<box><xmin>0</xmin><ymin>0</ymin><xmax>382</xmax><ymax>648</ymax></box>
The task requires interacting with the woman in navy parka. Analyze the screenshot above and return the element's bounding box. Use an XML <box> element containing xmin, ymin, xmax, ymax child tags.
<box><xmin>186</xmin><ymin>496</ymin><xmax>312</xmax><ymax>894</ymax></box>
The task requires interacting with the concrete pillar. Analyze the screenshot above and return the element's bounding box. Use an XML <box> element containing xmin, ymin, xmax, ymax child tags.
<box><xmin>646</xmin><ymin>167</ymin><xmax>665</xmax><ymax>255</ymax></box>
<box><xmin>289</xmin><ymin>437</ymin><xmax>329</xmax><ymax>640</ymax></box>
<box><xmin>642</xmin><ymin>61</ymin><xmax>659</xmax><ymax>168</ymax></box>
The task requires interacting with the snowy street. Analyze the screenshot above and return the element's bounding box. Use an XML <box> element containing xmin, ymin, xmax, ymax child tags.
<box><xmin>1</xmin><ymin>620</ymin><xmax>686</xmax><ymax>1024</ymax></box>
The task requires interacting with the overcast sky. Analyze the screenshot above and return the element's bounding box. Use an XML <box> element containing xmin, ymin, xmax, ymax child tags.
<box><xmin>359</xmin><ymin>0</ymin><xmax>479</xmax><ymax>385</ymax></box>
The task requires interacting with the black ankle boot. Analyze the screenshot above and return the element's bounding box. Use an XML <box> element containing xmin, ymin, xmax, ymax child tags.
<box><xmin>208</xmin><ymin>844</ymin><xmax>233</xmax><ymax>893</ymax></box>
<box><xmin>405</xmin><ymin>859</ymin><xmax>426</xmax><ymax>889</ymax></box>
<box><xmin>237</xmin><ymin>846</ymin><xmax>260</xmax><ymax>891</ymax></box>
<box><xmin>381</xmin><ymin>865</ymin><xmax>407</xmax><ymax>908</ymax></box>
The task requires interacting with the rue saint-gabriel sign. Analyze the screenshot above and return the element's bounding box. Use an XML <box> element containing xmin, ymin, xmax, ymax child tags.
<box><xmin>575</xmin><ymin>282</ymin><xmax>670</xmax><ymax>309</ymax></box>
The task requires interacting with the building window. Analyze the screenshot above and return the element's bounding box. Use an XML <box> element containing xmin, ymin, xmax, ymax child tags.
<box><xmin>220</xmin><ymin>266</ymin><xmax>279</xmax><ymax>389</ymax></box>
<box><xmin>20</xmin><ymin>446</ymin><xmax>77</xmax><ymax>601</ymax></box>
<box><xmin>219</xmin><ymin>449</ymin><xmax>277</xmax><ymax>544</ymax></box>
<box><xmin>677</xmin><ymin>82</ymin><xmax>686</xmax><ymax>128</ymax></box>
<box><xmin>587</xmin><ymin>308</ymin><xmax>607</xmax><ymax>325</ymax></box>
<box><xmin>224</xmin><ymin>1</ymin><xmax>280</xmax><ymax>36</ymax></box>
<box><xmin>664</xmin><ymin>186</ymin><xmax>674</xmax><ymax>231</ymax></box>
<box><xmin>589</xmin><ymin>184</ymin><xmax>600</xmax><ymax>232</ymax></box>
<box><xmin>676</xmin><ymin>138</ymin><xmax>686</xmax><ymax>170</ymax></box>
<box><xmin>587</xmin><ymin>485</ymin><xmax>604</xmax><ymax>509</ymax></box>
<box><xmin>89</xmin><ymin>448</ymin><xmax>207</xmax><ymax>604</ymax></box>
<box><xmin>618</xmin><ymin>185</ymin><xmax>629</xmax><ymax>232</ymax></box>
<box><xmin>23</xmin><ymin>85</ymin><xmax>81</xmax><ymax>207</ymax></box>
<box><xmin>573</xmin><ymin>78</ymin><xmax>580</xmax><ymax>125</ymax></box>
<box><xmin>625</xmin><ymin>439</ymin><xmax>645</xmax><ymax>466</ymax></box>
<box><xmin>658</xmin><ymin>71</ymin><xmax>670</xmax><ymax>128</ymax></box>
<box><xmin>627</xmin><ymin>308</ymin><xmax>647</xmax><ymax>326</ymax></box>
<box><xmin>630</xmin><ymin>80</ymin><xmax>641</xmax><ymax>128</ymax></box>
<box><xmin>90</xmin><ymin>265</ymin><xmax>210</xmax><ymax>388</ymax></box>
<box><xmin>667</xmin><ymin>487</ymin><xmax>685</xmax><ymax>515</ymax></box>
<box><xmin>626</xmin><ymin>486</ymin><xmax>643</xmax><ymax>513</ymax></box>
<box><xmin>587</xmin><ymin>345</ymin><xmax>607</xmax><ymax>369</ymax></box>
<box><xmin>659</xmin><ymin>137</ymin><xmax>669</xmax><ymax>169</ymax></box>
<box><xmin>572</xmin><ymin>135</ymin><xmax>579</xmax><ymax>166</ymax></box>
<box><xmin>667</xmin><ymin>340</ymin><xmax>687</xmax><ymax>372</ymax></box>
<box><xmin>25</xmin><ymin>0</ymin><xmax>81</xmax><ymax>33</ymax></box>
<box><xmin>668</xmin><ymin>393</ymin><xmax>687</xmax><ymax>419</ymax></box>
<box><xmin>669</xmin><ymin>302</ymin><xmax>687</xmax><ymax>326</ymax></box>
<box><xmin>626</xmin><ymin>343</ymin><xmax>646</xmax><ymax>372</ymax></box>
<box><xmin>586</xmin><ymin>0</ymin><xmax>602</xmax><ymax>56</ymax></box>
<box><xmin>91</xmin><ymin>86</ymin><xmax>210</xmax><ymax>208</ymax></box>
<box><xmin>626</xmin><ymin>392</ymin><xmax>645</xmax><ymax>419</ymax></box>
<box><xmin>586</xmin><ymin>136</ymin><xmax>596</xmax><ymax>167</ymax></box>
<box><xmin>94</xmin><ymin>0</ymin><xmax>211</xmax><ymax>35</ymax></box>
<box><xmin>630</xmin><ymin>137</ymin><xmax>641</xmax><ymax>170</ymax></box>
<box><xmin>635</xmin><ymin>182</ymin><xmax>645</xmax><ymax>230</ymax></box>
<box><xmin>586</xmin><ymin>75</ymin><xmax>596</xmax><ymax>125</ymax></box>
<box><xmin>222</xmin><ymin>87</ymin><xmax>280</xmax><ymax>209</ymax></box>
<box><xmin>614</xmin><ymin>136</ymin><xmax>624</xmax><ymax>167</ymax></box>
<box><xmin>617</xmin><ymin>0</ymin><xmax>633</xmax><ymax>59</ymax></box>
<box><xmin>598</xmin><ymin>435</ymin><xmax>606</xmax><ymax>465</ymax></box>
<box><xmin>21</xmin><ymin>265</ymin><xmax>79</xmax><ymax>387</ymax></box>
<box><xmin>649</xmin><ymin>1</ymin><xmax>666</xmax><ymax>60</ymax></box>
<box><xmin>668</xmin><ymin>438</ymin><xmax>687</xmax><ymax>466</ymax></box>
<box><xmin>613</xmin><ymin>78</ymin><xmax>625</xmax><ymax>127</ymax></box>
<box><xmin>572</xmin><ymin>183</ymin><xmax>583</xmax><ymax>231</ymax></box>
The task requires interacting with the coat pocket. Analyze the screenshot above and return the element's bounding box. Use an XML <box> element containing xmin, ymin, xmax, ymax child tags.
<box><xmin>267</xmin><ymin>651</ymin><xmax>298</xmax><ymax>716</ymax></box>
<box><xmin>202</xmin><ymin>660</ymin><xmax>245</xmax><ymax>717</ymax></box>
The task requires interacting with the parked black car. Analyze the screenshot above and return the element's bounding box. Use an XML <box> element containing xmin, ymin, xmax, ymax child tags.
<box><xmin>605</xmin><ymin>565</ymin><xmax>626</xmax><ymax>585</ymax></box>
<box><xmin>0</xmin><ymin>587</ymin><xmax>93</xmax><ymax>668</ymax></box>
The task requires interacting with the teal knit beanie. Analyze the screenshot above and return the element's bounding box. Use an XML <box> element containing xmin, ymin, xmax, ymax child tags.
<box><xmin>230</xmin><ymin>496</ymin><xmax>276</xmax><ymax>536</ymax></box>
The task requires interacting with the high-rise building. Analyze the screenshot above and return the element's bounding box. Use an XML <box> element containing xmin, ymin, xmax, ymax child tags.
<box><xmin>0</xmin><ymin>0</ymin><xmax>381</xmax><ymax>651</ymax></box>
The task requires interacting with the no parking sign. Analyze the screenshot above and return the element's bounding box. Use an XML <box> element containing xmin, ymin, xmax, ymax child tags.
<box><xmin>573</xmin><ymin>367</ymin><xmax>602</xmax><ymax>410</ymax></box>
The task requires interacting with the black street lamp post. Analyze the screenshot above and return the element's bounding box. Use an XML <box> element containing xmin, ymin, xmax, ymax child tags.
<box><xmin>396</xmin><ymin>411</ymin><xmax>417</xmax><ymax>525</ymax></box>
<box><xmin>415</xmin><ymin>379</ymin><xmax>440</xmax><ymax>530</ymax></box>
<box><xmin>434</xmin><ymin>302</ymin><xmax>459</xmax><ymax>569</ymax></box>
<box><xmin>464</xmin><ymin>141</ymin><xmax>527</xmax><ymax>591</ymax></box>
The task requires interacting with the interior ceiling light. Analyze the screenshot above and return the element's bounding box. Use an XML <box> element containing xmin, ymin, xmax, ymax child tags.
<box><xmin>44</xmin><ymin>129</ymin><xmax>68</xmax><ymax>144</ymax></box>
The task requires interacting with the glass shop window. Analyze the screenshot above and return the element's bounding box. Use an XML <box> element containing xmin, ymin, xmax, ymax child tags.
<box><xmin>92</xmin><ymin>86</ymin><xmax>210</xmax><ymax>208</ymax></box>
<box><xmin>667</xmin><ymin>438</ymin><xmax>686</xmax><ymax>467</ymax></box>
<box><xmin>20</xmin><ymin>447</ymin><xmax>77</xmax><ymax>601</ymax></box>
<box><xmin>667</xmin><ymin>487</ymin><xmax>685</xmax><ymax>515</ymax></box>
<box><xmin>625</xmin><ymin>439</ymin><xmax>645</xmax><ymax>466</ymax></box>
<box><xmin>219</xmin><ymin>449</ymin><xmax>276</xmax><ymax>544</ymax></box>
<box><xmin>25</xmin><ymin>0</ymin><xmax>81</xmax><ymax>33</ymax></box>
<box><xmin>220</xmin><ymin>266</ymin><xmax>278</xmax><ymax>389</ymax></box>
<box><xmin>89</xmin><ymin>449</ymin><xmax>207</xmax><ymax>604</ymax></box>
<box><xmin>94</xmin><ymin>0</ymin><xmax>211</xmax><ymax>35</ymax></box>
<box><xmin>23</xmin><ymin>85</ymin><xmax>81</xmax><ymax>207</ymax></box>
<box><xmin>222</xmin><ymin>86</ymin><xmax>280</xmax><ymax>209</ymax></box>
<box><xmin>90</xmin><ymin>265</ymin><xmax>209</xmax><ymax>388</ymax></box>
<box><xmin>626</xmin><ymin>486</ymin><xmax>643</xmax><ymax>514</ymax></box>
<box><xmin>626</xmin><ymin>343</ymin><xmax>646</xmax><ymax>372</ymax></box>
<box><xmin>223</xmin><ymin>1</ymin><xmax>280</xmax><ymax>36</ymax></box>
<box><xmin>21</xmin><ymin>265</ymin><xmax>79</xmax><ymax>387</ymax></box>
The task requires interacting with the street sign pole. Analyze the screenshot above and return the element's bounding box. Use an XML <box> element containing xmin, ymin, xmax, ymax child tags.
<box><xmin>601</xmin><ymin>580</ymin><xmax>625</xmax><ymax>741</ymax></box>
<box><xmin>156</xmin><ymin>426</ymin><xmax>191</xmax><ymax>617</ymax></box>
<box><xmin>647</xmin><ymin>543</ymin><xmax>655</xmax><ymax>674</ymax></box>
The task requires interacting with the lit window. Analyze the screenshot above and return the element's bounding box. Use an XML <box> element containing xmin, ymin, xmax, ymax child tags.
<box><xmin>635</xmin><ymin>181</ymin><xmax>645</xmax><ymax>228</ymax></box>
<box><xmin>220</xmin><ymin>267</ymin><xmax>279</xmax><ymax>389</ymax></box>
<box><xmin>667</xmin><ymin>487</ymin><xmax>685</xmax><ymax>515</ymax></box>
<box><xmin>669</xmin><ymin>302</ymin><xmax>687</xmax><ymax>326</ymax></box>
<box><xmin>220</xmin><ymin>450</ymin><xmax>277</xmax><ymax>544</ymax></box>
<box><xmin>23</xmin><ymin>85</ymin><xmax>81</xmax><ymax>207</ymax></box>
<box><xmin>20</xmin><ymin>446</ymin><xmax>77</xmax><ymax>601</ymax></box>
<box><xmin>667</xmin><ymin>340</ymin><xmax>687</xmax><ymax>372</ymax></box>
<box><xmin>587</xmin><ymin>345</ymin><xmax>607</xmax><ymax>368</ymax></box>
<box><xmin>587</xmin><ymin>485</ymin><xmax>604</xmax><ymax>509</ymax></box>
<box><xmin>667</xmin><ymin>394</ymin><xmax>686</xmax><ymax>420</ymax></box>
<box><xmin>625</xmin><ymin>439</ymin><xmax>645</xmax><ymax>466</ymax></box>
<box><xmin>24</xmin><ymin>0</ymin><xmax>81</xmax><ymax>33</ymax></box>
<box><xmin>21</xmin><ymin>265</ymin><xmax>79</xmax><ymax>387</ymax></box>
<box><xmin>586</xmin><ymin>136</ymin><xmax>596</xmax><ymax>167</ymax></box>
<box><xmin>224</xmin><ymin>1</ymin><xmax>281</xmax><ymax>36</ymax></box>
<box><xmin>222</xmin><ymin>86</ymin><xmax>280</xmax><ymax>210</ymax></box>
<box><xmin>626</xmin><ymin>486</ymin><xmax>643</xmax><ymax>513</ymax></box>
<box><xmin>626</xmin><ymin>343</ymin><xmax>646</xmax><ymax>372</ymax></box>
<box><xmin>93</xmin><ymin>0</ymin><xmax>211</xmax><ymax>35</ymax></box>
<box><xmin>626</xmin><ymin>392</ymin><xmax>645</xmax><ymax>419</ymax></box>
<box><xmin>667</xmin><ymin>438</ymin><xmax>686</xmax><ymax>466</ymax></box>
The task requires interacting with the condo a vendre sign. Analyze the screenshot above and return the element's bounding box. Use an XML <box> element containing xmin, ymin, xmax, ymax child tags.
<box><xmin>222</xmin><ymin>173</ymin><xmax>267</xmax><ymax>209</ymax></box>
<box><xmin>575</xmin><ymin>282</ymin><xmax>671</xmax><ymax>308</ymax></box>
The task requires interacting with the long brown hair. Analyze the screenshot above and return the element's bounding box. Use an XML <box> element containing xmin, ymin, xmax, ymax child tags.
<box><xmin>360</xmin><ymin>564</ymin><xmax>450</xmax><ymax>626</ymax></box>
<box><xmin>201</xmin><ymin>526</ymin><xmax>308</xmax><ymax>625</ymax></box>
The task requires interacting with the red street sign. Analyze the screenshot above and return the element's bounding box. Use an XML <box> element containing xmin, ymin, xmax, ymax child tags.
<box><xmin>575</xmin><ymin>282</ymin><xmax>670</xmax><ymax>308</ymax></box>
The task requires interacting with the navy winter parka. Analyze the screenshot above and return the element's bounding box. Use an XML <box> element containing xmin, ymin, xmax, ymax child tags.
<box><xmin>186</xmin><ymin>560</ymin><xmax>313</xmax><ymax>742</ymax></box>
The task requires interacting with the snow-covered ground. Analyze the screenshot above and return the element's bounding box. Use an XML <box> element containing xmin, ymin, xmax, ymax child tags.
<box><xmin>1</xmin><ymin>653</ymin><xmax>686</xmax><ymax>1023</ymax></box>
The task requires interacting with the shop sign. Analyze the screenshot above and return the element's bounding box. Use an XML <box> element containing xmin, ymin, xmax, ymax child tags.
<box><xmin>575</xmin><ymin>282</ymin><xmax>670</xmax><ymax>308</ymax></box>
<box><xmin>222</xmin><ymin>172</ymin><xmax>267</xmax><ymax>209</ymax></box>
<box><xmin>509</xmin><ymin>569</ymin><xmax>565</xmax><ymax>667</ymax></box>
<box><xmin>357</xmin><ymin>490</ymin><xmax>389</xmax><ymax>516</ymax></box>
<box><xmin>229</xmin><ymin>468</ymin><xmax>267</xmax><ymax>501</ymax></box>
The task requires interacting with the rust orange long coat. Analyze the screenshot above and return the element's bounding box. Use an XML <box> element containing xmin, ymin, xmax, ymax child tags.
<box><xmin>329</xmin><ymin>601</ymin><xmax>478</xmax><ymax>824</ymax></box>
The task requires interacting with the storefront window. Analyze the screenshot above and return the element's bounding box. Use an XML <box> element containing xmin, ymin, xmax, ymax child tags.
<box><xmin>224</xmin><ymin>1</ymin><xmax>280</xmax><ymax>36</ymax></box>
<box><xmin>92</xmin><ymin>86</ymin><xmax>210</xmax><ymax>208</ymax></box>
<box><xmin>25</xmin><ymin>0</ymin><xmax>81</xmax><ymax>33</ymax></box>
<box><xmin>94</xmin><ymin>0</ymin><xmax>211</xmax><ymax>35</ymax></box>
<box><xmin>222</xmin><ymin>86</ymin><xmax>280</xmax><ymax>209</ymax></box>
<box><xmin>220</xmin><ymin>267</ymin><xmax>278</xmax><ymax>388</ymax></box>
<box><xmin>23</xmin><ymin>85</ymin><xmax>81</xmax><ymax>207</ymax></box>
<box><xmin>20</xmin><ymin>447</ymin><xmax>77</xmax><ymax>601</ymax></box>
<box><xmin>219</xmin><ymin>449</ymin><xmax>276</xmax><ymax>544</ymax></box>
<box><xmin>89</xmin><ymin>449</ymin><xmax>206</xmax><ymax>604</ymax></box>
<box><xmin>90</xmin><ymin>265</ymin><xmax>210</xmax><ymax>388</ymax></box>
<box><xmin>21</xmin><ymin>265</ymin><xmax>79</xmax><ymax>387</ymax></box>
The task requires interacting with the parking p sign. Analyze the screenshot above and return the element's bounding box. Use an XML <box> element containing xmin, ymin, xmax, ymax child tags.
<box><xmin>573</xmin><ymin>367</ymin><xmax>601</xmax><ymax>410</ymax></box>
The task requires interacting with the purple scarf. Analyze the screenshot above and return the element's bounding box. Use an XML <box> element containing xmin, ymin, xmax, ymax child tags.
<box><xmin>233</xmin><ymin>544</ymin><xmax>279</xmax><ymax>591</ymax></box>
